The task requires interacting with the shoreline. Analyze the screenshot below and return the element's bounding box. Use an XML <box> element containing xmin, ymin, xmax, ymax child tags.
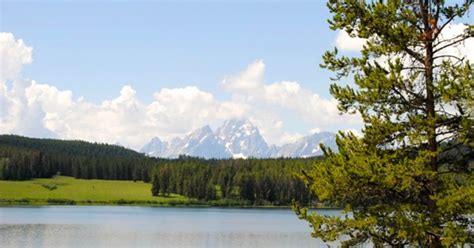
<box><xmin>0</xmin><ymin>177</ymin><xmax>336</xmax><ymax>209</ymax></box>
<box><xmin>0</xmin><ymin>199</ymin><xmax>338</xmax><ymax>210</ymax></box>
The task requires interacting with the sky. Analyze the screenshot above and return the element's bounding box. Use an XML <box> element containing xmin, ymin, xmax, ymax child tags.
<box><xmin>0</xmin><ymin>1</ymin><xmax>472</xmax><ymax>150</ymax></box>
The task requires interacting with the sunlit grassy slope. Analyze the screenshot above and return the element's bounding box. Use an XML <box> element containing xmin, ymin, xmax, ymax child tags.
<box><xmin>0</xmin><ymin>176</ymin><xmax>189</xmax><ymax>205</ymax></box>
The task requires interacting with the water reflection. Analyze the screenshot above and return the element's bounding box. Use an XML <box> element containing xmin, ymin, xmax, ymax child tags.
<box><xmin>0</xmin><ymin>206</ymin><xmax>340</xmax><ymax>248</ymax></box>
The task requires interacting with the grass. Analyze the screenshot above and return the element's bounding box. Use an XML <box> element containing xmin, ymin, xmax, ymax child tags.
<box><xmin>0</xmin><ymin>176</ymin><xmax>333</xmax><ymax>208</ymax></box>
<box><xmin>0</xmin><ymin>176</ymin><xmax>192</xmax><ymax>206</ymax></box>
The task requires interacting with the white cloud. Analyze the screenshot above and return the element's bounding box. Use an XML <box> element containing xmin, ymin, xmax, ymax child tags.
<box><xmin>0</xmin><ymin>33</ymin><xmax>252</xmax><ymax>149</ymax></box>
<box><xmin>279</xmin><ymin>132</ymin><xmax>304</xmax><ymax>145</ymax></box>
<box><xmin>221</xmin><ymin>60</ymin><xmax>265</xmax><ymax>92</ymax></box>
<box><xmin>26</xmin><ymin>81</ymin><xmax>74</xmax><ymax>113</ymax></box>
<box><xmin>21</xmin><ymin>84</ymin><xmax>247</xmax><ymax>149</ymax></box>
<box><xmin>3</xmin><ymin>21</ymin><xmax>469</xmax><ymax>150</ymax></box>
<box><xmin>0</xmin><ymin>32</ymin><xmax>362</xmax><ymax>149</ymax></box>
<box><xmin>0</xmin><ymin>33</ymin><xmax>54</xmax><ymax>138</ymax></box>
<box><xmin>435</xmin><ymin>23</ymin><xmax>474</xmax><ymax>63</ymax></box>
<box><xmin>310</xmin><ymin>127</ymin><xmax>321</xmax><ymax>134</ymax></box>
<box><xmin>0</xmin><ymin>32</ymin><xmax>33</xmax><ymax>81</ymax></box>
<box><xmin>146</xmin><ymin>86</ymin><xmax>246</xmax><ymax>139</ymax></box>
<box><xmin>341</xmin><ymin>128</ymin><xmax>362</xmax><ymax>137</ymax></box>
<box><xmin>221</xmin><ymin>60</ymin><xmax>362</xmax><ymax>145</ymax></box>
<box><xmin>335</xmin><ymin>30</ymin><xmax>366</xmax><ymax>52</ymax></box>
<box><xmin>335</xmin><ymin>23</ymin><xmax>473</xmax><ymax>60</ymax></box>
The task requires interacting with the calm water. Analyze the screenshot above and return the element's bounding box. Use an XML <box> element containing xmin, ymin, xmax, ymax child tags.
<box><xmin>0</xmin><ymin>206</ymin><xmax>340</xmax><ymax>248</ymax></box>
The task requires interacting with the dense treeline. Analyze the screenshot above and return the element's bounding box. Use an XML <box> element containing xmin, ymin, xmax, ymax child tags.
<box><xmin>1</xmin><ymin>135</ymin><xmax>319</xmax><ymax>206</ymax></box>
<box><xmin>0</xmin><ymin>135</ymin><xmax>154</xmax><ymax>181</ymax></box>
<box><xmin>150</xmin><ymin>158</ymin><xmax>316</xmax><ymax>206</ymax></box>
<box><xmin>0</xmin><ymin>134</ymin><xmax>144</xmax><ymax>158</ymax></box>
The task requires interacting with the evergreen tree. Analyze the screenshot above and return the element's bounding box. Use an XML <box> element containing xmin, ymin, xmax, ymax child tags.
<box><xmin>239</xmin><ymin>174</ymin><xmax>255</xmax><ymax>202</ymax></box>
<box><xmin>151</xmin><ymin>174</ymin><xmax>160</xmax><ymax>196</ymax></box>
<box><xmin>159</xmin><ymin>166</ymin><xmax>171</xmax><ymax>196</ymax></box>
<box><xmin>205</xmin><ymin>181</ymin><xmax>216</xmax><ymax>201</ymax></box>
<box><xmin>295</xmin><ymin>0</ymin><xmax>473</xmax><ymax>247</ymax></box>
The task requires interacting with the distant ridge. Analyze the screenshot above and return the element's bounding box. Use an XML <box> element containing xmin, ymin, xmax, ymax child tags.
<box><xmin>0</xmin><ymin>134</ymin><xmax>144</xmax><ymax>158</ymax></box>
<box><xmin>141</xmin><ymin>119</ymin><xmax>338</xmax><ymax>159</ymax></box>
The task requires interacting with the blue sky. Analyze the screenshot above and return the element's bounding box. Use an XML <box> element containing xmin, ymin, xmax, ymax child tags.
<box><xmin>4</xmin><ymin>1</ymin><xmax>470</xmax><ymax>149</ymax></box>
<box><xmin>2</xmin><ymin>0</ymin><xmax>363</xmax><ymax>148</ymax></box>
<box><xmin>2</xmin><ymin>1</ymin><xmax>336</xmax><ymax>103</ymax></box>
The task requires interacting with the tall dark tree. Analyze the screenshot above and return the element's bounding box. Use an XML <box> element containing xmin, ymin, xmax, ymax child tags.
<box><xmin>205</xmin><ymin>181</ymin><xmax>216</xmax><ymax>201</ymax></box>
<box><xmin>239</xmin><ymin>174</ymin><xmax>255</xmax><ymax>202</ymax></box>
<box><xmin>151</xmin><ymin>174</ymin><xmax>160</xmax><ymax>196</ymax></box>
<box><xmin>295</xmin><ymin>0</ymin><xmax>473</xmax><ymax>247</ymax></box>
<box><xmin>159</xmin><ymin>165</ymin><xmax>172</xmax><ymax>196</ymax></box>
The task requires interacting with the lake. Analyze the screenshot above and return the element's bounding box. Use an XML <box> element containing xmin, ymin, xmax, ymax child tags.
<box><xmin>0</xmin><ymin>206</ymin><xmax>340</xmax><ymax>248</ymax></box>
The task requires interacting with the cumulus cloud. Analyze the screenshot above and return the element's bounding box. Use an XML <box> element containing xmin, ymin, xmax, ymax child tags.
<box><xmin>0</xmin><ymin>32</ymin><xmax>361</xmax><ymax>149</ymax></box>
<box><xmin>435</xmin><ymin>23</ymin><xmax>474</xmax><ymax>63</ymax></box>
<box><xmin>335</xmin><ymin>30</ymin><xmax>366</xmax><ymax>52</ymax></box>
<box><xmin>0</xmin><ymin>33</ymin><xmax>54</xmax><ymax>138</ymax></box>
<box><xmin>221</xmin><ymin>60</ymin><xmax>362</xmax><ymax>145</ymax></box>
<box><xmin>20</xmin><ymin>83</ymin><xmax>247</xmax><ymax>149</ymax></box>
<box><xmin>221</xmin><ymin>60</ymin><xmax>264</xmax><ymax>92</ymax></box>
<box><xmin>0</xmin><ymin>33</ymin><xmax>248</xmax><ymax>149</ymax></box>
<box><xmin>146</xmin><ymin>86</ymin><xmax>246</xmax><ymax>139</ymax></box>
<box><xmin>3</xmin><ymin>20</ymin><xmax>471</xmax><ymax>150</ymax></box>
<box><xmin>0</xmin><ymin>32</ymin><xmax>361</xmax><ymax>150</ymax></box>
<box><xmin>0</xmin><ymin>32</ymin><xmax>365</xmax><ymax>149</ymax></box>
<box><xmin>335</xmin><ymin>23</ymin><xmax>473</xmax><ymax>59</ymax></box>
<box><xmin>0</xmin><ymin>32</ymin><xmax>33</xmax><ymax>81</ymax></box>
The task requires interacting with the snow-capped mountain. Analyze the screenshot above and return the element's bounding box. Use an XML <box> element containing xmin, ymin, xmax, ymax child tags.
<box><xmin>141</xmin><ymin>126</ymin><xmax>231</xmax><ymax>158</ymax></box>
<box><xmin>273</xmin><ymin>131</ymin><xmax>337</xmax><ymax>158</ymax></box>
<box><xmin>176</xmin><ymin>125</ymin><xmax>231</xmax><ymax>158</ymax></box>
<box><xmin>140</xmin><ymin>119</ymin><xmax>337</xmax><ymax>159</ymax></box>
<box><xmin>215</xmin><ymin>119</ymin><xmax>269</xmax><ymax>158</ymax></box>
<box><xmin>140</xmin><ymin>137</ymin><xmax>166</xmax><ymax>157</ymax></box>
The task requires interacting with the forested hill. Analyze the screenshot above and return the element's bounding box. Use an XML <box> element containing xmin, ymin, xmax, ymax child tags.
<box><xmin>0</xmin><ymin>135</ymin><xmax>144</xmax><ymax>159</ymax></box>
<box><xmin>0</xmin><ymin>135</ymin><xmax>155</xmax><ymax>181</ymax></box>
<box><xmin>0</xmin><ymin>135</ymin><xmax>320</xmax><ymax>206</ymax></box>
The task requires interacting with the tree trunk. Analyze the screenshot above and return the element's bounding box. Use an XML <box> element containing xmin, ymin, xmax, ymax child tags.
<box><xmin>421</xmin><ymin>1</ymin><xmax>442</xmax><ymax>247</ymax></box>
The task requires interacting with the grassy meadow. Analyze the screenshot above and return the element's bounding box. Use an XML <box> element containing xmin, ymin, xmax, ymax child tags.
<box><xmin>0</xmin><ymin>176</ymin><xmax>191</xmax><ymax>205</ymax></box>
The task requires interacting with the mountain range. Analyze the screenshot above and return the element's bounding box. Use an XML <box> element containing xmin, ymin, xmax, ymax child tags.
<box><xmin>140</xmin><ymin>119</ymin><xmax>337</xmax><ymax>159</ymax></box>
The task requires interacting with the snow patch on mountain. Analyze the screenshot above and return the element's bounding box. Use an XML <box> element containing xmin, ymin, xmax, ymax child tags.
<box><xmin>141</xmin><ymin>119</ymin><xmax>337</xmax><ymax>159</ymax></box>
<box><xmin>215</xmin><ymin>119</ymin><xmax>269</xmax><ymax>158</ymax></box>
<box><xmin>274</xmin><ymin>132</ymin><xmax>336</xmax><ymax>158</ymax></box>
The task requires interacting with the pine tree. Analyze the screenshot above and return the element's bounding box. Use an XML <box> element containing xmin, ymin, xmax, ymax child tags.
<box><xmin>294</xmin><ymin>0</ymin><xmax>473</xmax><ymax>247</ymax></box>
<box><xmin>205</xmin><ymin>181</ymin><xmax>216</xmax><ymax>201</ymax></box>
<box><xmin>239</xmin><ymin>174</ymin><xmax>256</xmax><ymax>202</ymax></box>
<box><xmin>159</xmin><ymin>166</ymin><xmax>171</xmax><ymax>196</ymax></box>
<box><xmin>151</xmin><ymin>174</ymin><xmax>160</xmax><ymax>196</ymax></box>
